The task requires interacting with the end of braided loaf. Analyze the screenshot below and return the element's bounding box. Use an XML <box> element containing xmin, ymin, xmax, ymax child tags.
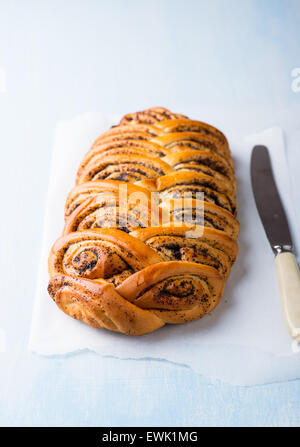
<box><xmin>48</xmin><ymin>107</ymin><xmax>239</xmax><ymax>335</ymax></box>
<box><xmin>48</xmin><ymin>275</ymin><xmax>164</xmax><ymax>335</ymax></box>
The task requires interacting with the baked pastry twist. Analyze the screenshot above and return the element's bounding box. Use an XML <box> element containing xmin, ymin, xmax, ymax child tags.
<box><xmin>48</xmin><ymin>107</ymin><xmax>239</xmax><ymax>335</ymax></box>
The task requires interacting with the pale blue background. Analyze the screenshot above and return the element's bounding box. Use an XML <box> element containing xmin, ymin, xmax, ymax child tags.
<box><xmin>0</xmin><ymin>0</ymin><xmax>300</xmax><ymax>426</ymax></box>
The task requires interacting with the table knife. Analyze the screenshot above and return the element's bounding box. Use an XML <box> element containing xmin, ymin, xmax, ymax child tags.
<box><xmin>251</xmin><ymin>145</ymin><xmax>300</xmax><ymax>342</ymax></box>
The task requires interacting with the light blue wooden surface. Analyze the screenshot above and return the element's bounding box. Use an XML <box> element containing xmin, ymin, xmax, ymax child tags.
<box><xmin>0</xmin><ymin>0</ymin><xmax>300</xmax><ymax>426</ymax></box>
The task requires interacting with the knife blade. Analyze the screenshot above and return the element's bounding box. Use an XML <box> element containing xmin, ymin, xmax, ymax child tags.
<box><xmin>251</xmin><ymin>145</ymin><xmax>293</xmax><ymax>253</ymax></box>
<box><xmin>251</xmin><ymin>145</ymin><xmax>300</xmax><ymax>342</ymax></box>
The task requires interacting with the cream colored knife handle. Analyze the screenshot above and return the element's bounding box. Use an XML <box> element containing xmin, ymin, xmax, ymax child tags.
<box><xmin>275</xmin><ymin>252</ymin><xmax>300</xmax><ymax>341</ymax></box>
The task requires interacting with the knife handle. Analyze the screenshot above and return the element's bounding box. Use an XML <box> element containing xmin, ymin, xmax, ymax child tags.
<box><xmin>275</xmin><ymin>252</ymin><xmax>300</xmax><ymax>341</ymax></box>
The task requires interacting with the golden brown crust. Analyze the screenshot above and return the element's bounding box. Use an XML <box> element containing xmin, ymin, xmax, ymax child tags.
<box><xmin>117</xmin><ymin>261</ymin><xmax>225</xmax><ymax>320</ymax></box>
<box><xmin>48</xmin><ymin>275</ymin><xmax>165</xmax><ymax>335</ymax></box>
<box><xmin>48</xmin><ymin>107</ymin><xmax>238</xmax><ymax>335</ymax></box>
<box><xmin>120</xmin><ymin>107</ymin><xmax>188</xmax><ymax>125</ymax></box>
<box><xmin>49</xmin><ymin>229</ymin><xmax>162</xmax><ymax>282</ymax></box>
<box><xmin>163</xmin><ymin>198</ymin><xmax>240</xmax><ymax>239</ymax></box>
<box><xmin>63</xmin><ymin>188</ymin><xmax>156</xmax><ymax>235</ymax></box>
<box><xmin>155</xmin><ymin>119</ymin><xmax>229</xmax><ymax>151</ymax></box>
<box><xmin>76</xmin><ymin>140</ymin><xmax>171</xmax><ymax>183</ymax></box>
<box><xmin>162</xmin><ymin>149</ymin><xmax>236</xmax><ymax>193</ymax></box>
<box><xmin>151</xmin><ymin>132</ymin><xmax>233</xmax><ymax>166</ymax></box>
<box><xmin>130</xmin><ymin>225</ymin><xmax>238</xmax><ymax>267</ymax></box>
<box><xmin>99</xmin><ymin>123</ymin><xmax>164</xmax><ymax>139</ymax></box>
<box><xmin>65</xmin><ymin>181</ymin><xmax>153</xmax><ymax>219</ymax></box>
<box><xmin>138</xmin><ymin>171</ymin><xmax>237</xmax><ymax>216</ymax></box>
<box><xmin>76</xmin><ymin>154</ymin><xmax>172</xmax><ymax>185</ymax></box>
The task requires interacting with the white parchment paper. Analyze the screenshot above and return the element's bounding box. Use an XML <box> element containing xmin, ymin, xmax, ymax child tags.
<box><xmin>29</xmin><ymin>112</ymin><xmax>300</xmax><ymax>385</ymax></box>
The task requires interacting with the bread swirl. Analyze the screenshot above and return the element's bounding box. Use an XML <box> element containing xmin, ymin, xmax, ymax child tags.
<box><xmin>48</xmin><ymin>107</ymin><xmax>239</xmax><ymax>335</ymax></box>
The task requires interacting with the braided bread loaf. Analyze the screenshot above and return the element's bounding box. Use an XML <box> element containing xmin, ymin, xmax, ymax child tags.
<box><xmin>48</xmin><ymin>107</ymin><xmax>239</xmax><ymax>335</ymax></box>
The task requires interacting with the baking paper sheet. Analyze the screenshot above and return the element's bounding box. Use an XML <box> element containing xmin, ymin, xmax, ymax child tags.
<box><xmin>29</xmin><ymin>112</ymin><xmax>300</xmax><ymax>385</ymax></box>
